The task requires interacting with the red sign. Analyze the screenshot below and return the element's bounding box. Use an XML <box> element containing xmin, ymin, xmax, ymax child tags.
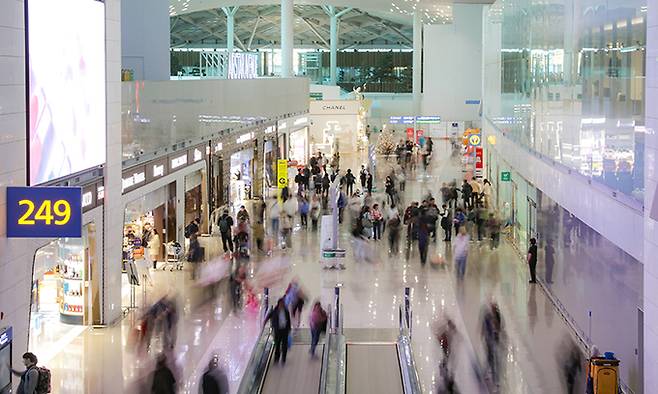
<box><xmin>416</xmin><ymin>129</ymin><xmax>424</xmax><ymax>144</ymax></box>
<box><xmin>475</xmin><ymin>147</ymin><xmax>483</xmax><ymax>169</ymax></box>
<box><xmin>406</xmin><ymin>128</ymin><xmax>414</xmax><ymax>141</ymax></box>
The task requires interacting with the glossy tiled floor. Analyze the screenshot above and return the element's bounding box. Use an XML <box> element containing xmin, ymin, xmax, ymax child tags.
<box><xmin>36</xmin><ymin>141</ymin><xmax>582</xmax><ymax>393</ymax></box>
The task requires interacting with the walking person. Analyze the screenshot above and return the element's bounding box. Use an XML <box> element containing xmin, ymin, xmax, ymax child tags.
<box><xmin>151</xmin><ymin>354</ymin><xmax>176</xmax><ymax>394</ymax></box>
<box><xmin>299</xmin><ymin>195</ymin><xmax>309</xmax><ymax>228</ymax></box>
<box><xmin>453</xmin><ymin>227</ymin><xmax>470</xmax><ymax>280</ymax></box>
<box><xmin>344</xmin><ymin>169</ymin><xmax>356</xmax><ymax>196</ymax></box>
<box><xmin>371</xmin><ymin>203</ymin><xmax>383</xmax><ymax>240</ymax></box>
<box><xmin>440</xmin><ymin>205</ymin><xmax>453</xmax><ymax>241</ymax></box>
<box><xmin>322</xmin><ymin>173</ymin><xmax>330</xmax><ymax>198</ymax></box>
<box><xmin>385</xmin><ymin>176</ymin><xmax>396</xmax><ymax>206</ymax></box>
<box><xmin>359</xmin><ymin>165</ymin><xmax>367</xmax><ymax>190</ymax></box>
<box><xmin>309</xmin><ymin>302</ymin><xmax>328</xmax><ymax>357</ymax></box>
<box><xmin>270</xmin><ymin>199</ymin><xmax>281</xmax><ymax>244</ymax></box>
<box><xmin>459</xmin><ymin>180</ymin><xmax>472</xmax><ymax>210</ymax></box>
<box><xmin>528</xmin><ymin>237</ymin><xmax>538</xmax><ymax>283</ymax></box>
<box><xmin>201</xmin><ymin>356</ymin><xmax>229</xmax><ymax>394</ymax></box>
<box><xmin>11</xmin><ymin>352</ymin><xmax>41</xmax><ymax>394</ymax></box>
<box><xmin>217</xmin><ymin>209</ymin><xmax>234</xmax><ymax>253</ymax></box>
<box><xmin>264</xmin><ymin>298</ymin><xmax>292</xmax><ymax>365</ymax></box>
<box><xmin>417</xmin><ymin>209</ymin><xmax>432</xmax><ymax>265</ymax></box>
<box><xmin>310</xmin><ymin>194</ymin><xmax>321</xmax><ymax>231</ymax></box>
<box><xmin>387</xmin><ymin>211</ymin><xmax>402</xmax><ymax>255</ymax></box>
<box><xmin>366</xmin><ymin>171</ymin><xmax>373</xmax><ymax>194</ymax></box>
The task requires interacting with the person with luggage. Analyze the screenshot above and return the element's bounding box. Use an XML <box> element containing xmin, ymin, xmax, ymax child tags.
<box><xmin>217</xmin><ymin>209</ymin><xmax>234</xmax><ymax>253</ymax></box>
<box><xmin>184</xmin><ymin>218</ymin><xmax>200</xmax><ymax>238</ymax></box>
<box><xmin>201</xmin><ymin>356</ymin><xmax>229</xmax><ymax>394</ymax></box>
<box><xmin>527</xmin><ymin>237</ymin><xmax>538</xmax><ymax>283</ymax></box>
<box><xmin>309</xmin><ymin>302</ymin><xmax>328</xmax><ymax>358</ymax></box>
<box><xmin>264</xmin><ymin>298</ymin><xmax>292</xmax><ymax>365</ymax></box>
<box><xmin>11</xmin><ymin>352</ymin><xmax>44</xmax><ymax>394</ymax></box>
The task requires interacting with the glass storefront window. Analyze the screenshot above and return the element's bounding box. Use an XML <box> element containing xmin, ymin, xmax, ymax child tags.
<box><xmin>484</xmin><ymin>0</ymin><xmax>647</xmax><ymax>201</ymax></box>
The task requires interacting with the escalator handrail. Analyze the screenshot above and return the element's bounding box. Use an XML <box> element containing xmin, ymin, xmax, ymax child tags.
<box><xmin>397</xmin><ymin>334</ymin><xmax>422</xmax><ymax>394</ymax></box>
<box><xmin>319</xmin><ymin>303</ymin><xmax>333</xmax><ymax>392</ymax></box>
<box><xmin>237</xmin><ymin>307</ymin><xmax>274</xmax><ymax>394</ymax></box>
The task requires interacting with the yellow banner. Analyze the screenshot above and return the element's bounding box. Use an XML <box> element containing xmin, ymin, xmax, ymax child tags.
<box><xmin>277</xmin><ymin>159</ymin><xmax>288</xmax><ymax>189</ymax></box>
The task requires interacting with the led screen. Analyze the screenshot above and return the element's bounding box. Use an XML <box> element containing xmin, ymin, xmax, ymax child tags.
<box><xmin>26</xmin><ymin>0</ymin><xmax>106</xmax><ymax>185</ymax></box>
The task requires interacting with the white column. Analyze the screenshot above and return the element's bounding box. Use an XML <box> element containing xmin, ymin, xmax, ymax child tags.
<box><xmin>222</xmin><ymin>7</ymin><xmax>239</xmax><ymax>54</ymax></box>
<box><xmin>280</xmin><ymin>0</ymin><xmax>294</xmax><ymax>77</ymax></box>
<box><xmin>330</xmin><ymin>12</ymin><xmax>338</xmax><ymax>85</ymax></box>
<box><xmin>412</xmin><ymin>12</ymin><xmax>423</xmax><ymax>116</ymax></box>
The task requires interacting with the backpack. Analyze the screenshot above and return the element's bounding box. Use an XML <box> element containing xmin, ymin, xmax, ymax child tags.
<box><xmin>184</xmin><ymin>224</ymin><xmax>193</xmax><ymax>238</ymax></box>
<box><xmin>36</xmin><ymin>366</ymin><xmax>51</xmax><ymax>394</ymax></box>
<box><xmin>218</xmin><ymin>216</ymin><xmax>231</xmax><ymax>233</ymax></box>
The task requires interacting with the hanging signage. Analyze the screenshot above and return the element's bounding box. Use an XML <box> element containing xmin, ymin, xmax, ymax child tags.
<box><xmin>6</xmin><ymin>186</ymin><xmax>83</xmax><ymax>238</ymax></box>
<box><xmin>416</xmin><ymin>129</ymin><xmax>425</xmax><ymax>144</ymax></box>
<box><xmin>236</xmin><ymin>132</ymin><xmax>254</xmax><ymax>144</ymax></box>
<box><xmin>228</xmin><ymin>52</ymin><xmax>258</xmax><ymax>79</ymax></box>
<box><xmin>188</xmin><ymin>145</ymin><xmax>206</xmax><ymax>163</ymax></box>
<box><xmin>309</xmin><ymin>100</ymin><xmax>360</xmax><ymax>115</ymax></box>
<box><xmin>146</xmin><ymin>157</ymin><xmax>168</xmax><ymax>183</ymax></box>
<box><xmin>415</xmin><ymin>116</ymin><xmax>441</xmax><ymax>124</ymax></box>
<box><xmin>277</xmin><ymin>159</ymin><xmax>288</xmax><ymax>189</ymax></box>
<box><xmin>406</xmin><ymin>128</ymin><xmax>415</xmax><ymax>140</ymax></box>
<box><xmin>475</xmin><ymin>147</ymin><xmax>483</xmax><ymax>170</ymax></box>
<box><xmin>501</xmin><ymin>171</ymin><xmax>511</xmax><ymax>182</ymax></box>
<box><xmin>169</xmin><ymin>153</ymin><xmax>188</xmax><ymax>171</ymax></box>
<box><xmin>468</xmin><ymin>133</ymin><xmax>481</xmax><ymax>147</ymax></box>
<box><xmin>465</xmin><ymin>100</ymin><xmax>481</xmax><ymax>105</ymax></box>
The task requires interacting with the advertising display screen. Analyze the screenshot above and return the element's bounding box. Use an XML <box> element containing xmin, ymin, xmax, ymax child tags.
<box><xmin>26</xmin><ymin>0</ymin><xmax>106</xmax><ymax>185</ymax></box>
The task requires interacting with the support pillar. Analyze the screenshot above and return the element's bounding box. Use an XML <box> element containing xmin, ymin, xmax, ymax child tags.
<box><xmin>222</xmin><ymin>7</ymin><xmax>239</xmax><ymax>54</ymax></box>
<box><xmin>280</xmin><ymin>0</ymin><xmax>294</xmax><ymax>77</ymax></box>
<box><xmin>326</xmin><ymin>6</ymin><xmax>352</xmax><ymax>85</ymax></box>
<box><xmin>412</xmin><ymin>12</ymin><xmax>423</xmax><ymax>116</ymax></box>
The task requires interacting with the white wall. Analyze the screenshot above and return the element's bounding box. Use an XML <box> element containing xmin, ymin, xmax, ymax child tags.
<box><xmin>422</xmin><ymin>4</ymin><xmax>483</xmax><ymax>121</ymax></box>
<box><xmin>644</xmin><ymin>0</ymin><xmax>658</xmax><ymax>389</ymax></box>
<box><xmin>121</xmin><ymin>0</ymin><xmax>170</xmax><ymax>80</ymax></box>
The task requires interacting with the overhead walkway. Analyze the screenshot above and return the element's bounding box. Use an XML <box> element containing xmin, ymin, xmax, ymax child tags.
<box><xmin>238</xmin><ymin>288</ymin><xmax>421</xmax><ymax>394</ymax></box>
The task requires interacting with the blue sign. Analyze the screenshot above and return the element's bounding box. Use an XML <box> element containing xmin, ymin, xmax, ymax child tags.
<box><xmin>465</xmin><ymin>100</ymin><xmax>481</xmax><ymax>105</ymax></box>
<box><xmin>389</xmin><ymin>116</ymin><xmax>415</xmax><ymax>125</ymax></box>
<box><xmin>6</xmin><ymin>187</ymin><xmax>82</xmax><ymax>238</ymax></box>
<box><xmin>0</xmin><ymin>326</ymin><xmax>12</xmax><ymax>347</ymax></box>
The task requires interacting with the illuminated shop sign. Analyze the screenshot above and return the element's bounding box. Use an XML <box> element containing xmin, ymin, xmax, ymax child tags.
<box><xmin>278</xmin><ymin>122</ymin><xmax>288</xmax><ymax>130</ymax></box>
<box><xmin>6</xmin><ymin>186</ymin><xmax>82</xmax><ymax>238</ymax></box>
<box><xmin>265</xmin><ymin>126</ymin><xmax>275</xmax><ymax>134</ymax></box>
<box><xmin>122</xmin><ymin>169</ymin><xmax>146</xmax><ymax>192</ymax></box>
<box><xmin>170</xmin><ymin>154</ymin><xmax>188</xmax><ymax>170</ymax></box>
<box><xmin>228</xmin><ymin>53</ymin><xmax>258</xmax><ymax>79</ymax></box>
<box><xmin>82</xmin><ymin>191</ymin><xmax>93</xmax><ymax>208</ymax></box>
<box><xmin>153</xmin><ymin>164</ymin><xmax>165</xmax><ymax>178</ymax></box>
<box><xmin>236</xmin><ymin>132</ymin><xmax>255</xmax><ymax>144</ymax></box>
<box><xmin>389</xmin><ymin>116</ymin><xmax>441</xmax><ymax>124</ymax></box>
<box><xmin>0</xmin><ymin>327</ymin><xmax>12</xmax><ymax>346</ymax></box>
<box><xmin>192</xmin><ymin>148</ymin><xmax>203</xmax><ymax>162</ymax></box>
<box><xmin>97</xmin><ymin>185</ymin><xmax>104</xmax><ymax>201</ymax></box>
<box><xmin>214</xmin><ymin>142</ymin><xmax>223</xmax><ymax>153</ymax></box>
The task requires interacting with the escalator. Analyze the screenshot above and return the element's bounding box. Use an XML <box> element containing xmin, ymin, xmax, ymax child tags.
<box><xmin>238</xmin><ymin>288</ymin><xmax>420</xmax><ymax>394</ymax></box>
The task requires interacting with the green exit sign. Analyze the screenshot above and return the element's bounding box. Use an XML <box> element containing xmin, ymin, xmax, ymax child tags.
<box><xmin>501</xmin><ymin>171</ymin><xmax>511</xmax><ymax>182</ymax></box>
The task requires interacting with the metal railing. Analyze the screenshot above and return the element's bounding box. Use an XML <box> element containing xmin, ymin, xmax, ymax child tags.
<box><xmin>398</xmin><ymin>287</ymin><xmax>421</xmax><ymax>394</ymax></box>
<box><xmin>237</xmin><ymin>289</ymin><xmax>273</xmax><ymax>394</ymax></box>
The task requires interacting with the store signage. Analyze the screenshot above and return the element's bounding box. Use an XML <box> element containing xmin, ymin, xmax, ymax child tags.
<box><xmin>310</xmin><ymin>92</ymin><xmax>323</xmax><ymax>100</ymax></box>
<box><xmin>468</xmin><ymin>133</ymin><xmax>481</xmax><ymax>147</ymax></box>
<box><xmin>416</xmin><ymin>129</ymin><xmax>425</xmax><ymax>144</ymax></box>
<box><xmin>214</xmin><ymin>142</ymin><xmax>224</xmax><ymax>152</ymax></box>
<box><xmin>82</xmin><ymin>191</ymin><xmax>93</xmax><ymax>208</ymax></box>
<box><xmin>501</xmin><ymin>171</ymin><xmax>511</xmax><ymax>182</ymax></box>
<box><xmin>122</xmin><ymin>168</ymin><xmax>146</xmax><ymax>192</ymax></box>
<box><xmin>97</xmin><ymin>185</ymin><xmax>104</xmax><ymax>201</ymax></box>
<box><xmin>153</xmin><ymin>164</ymin><xmax>165</xmax><ymax>178</ymax></box>
<box><xmin>465</xmin><ymin>100</ymin><xmax>481</xmax><ymax>105</ymax></box>
<box><xmin>277</xmin><ymin>159</ymin><xmax>288</xmax><ymax>189</ymax></box>
<box><xmin>294</xmin><ymin>117</ymin><xmax>308</xmax><ymax>126</ymax></box>
<box><xmin>0</xmin><ymin>327</ymin><xmax>11</xmax><ymax>346</ymax></box>
<box><xmin>390</xmin><ymin>116</ymin><xmax>415</xmax><ymax>125</ymax></box>
<box><xmin>170</xmin><ymin>154</ymin><xmax>188</xmax><ymax>170</ymax></box>
<box><xmin>416</xmin><ymin>116</ymin><xmax>441</xmax><ymax>124</ymax></box>
<box><xmin>475</xmin><ymin>147</ymin><xmax>483</xmax><ymax>169</ymax></box>
<box><xmin>278</xmin><ymin>121</ymin><xmax>288</xmax><ymax>130</ymax></box>
<box><xmin>192</xmin><ymin>148</ymin><xmax>203</xmax><ymax>162</ymax></box>
<box><xmin>6</xmin><ymin>186</ymin><xmax>82</xmax><ymax>238</ymax></box>
<box><xmin>236</xmin><ymin>132</ymin><xmax>254</xmax><ymax>144</ymax></box>
<box><xmin>265</xmin><ymin>126</ymin><xmax>275</xmax><ymax>134</ymax></box>
<box><xmin>309</xmin><ymin>100</ymin><xmax>360</xmax><ymax>115</ymax></box>
<box><xmin>228</xmin><ymin>52</ymin><xmax>258</xmax><ymax>79</ymax></box>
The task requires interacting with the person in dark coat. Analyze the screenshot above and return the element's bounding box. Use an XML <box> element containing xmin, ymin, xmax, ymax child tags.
<box><xmin>151</xmin><ymin>354</ymin><xmax>176</xmax><ymax>394</ymax></box>
<box><xmin>527</xmin><ymin>238</ymin><xmax>538</xmax><ymax>283</ymax></box>
<box><xmin>344</xmin><ymin>169</ymin><xmax>356</xmax><ymax>196</ymax></box>
<box><xmin>366</xmin><ymin>172</ymin><xmax>373</xmax><ymax>194</ymax></box>
<box><xmin>264</xmin><ymin>298</ymin><xmax>292</xmax><ymax>364</ymax></box>
<box><xmin>11</xmin><ymin>352</ymin><xmax>39</xmax><ymax>394</ymax></box>
<box><xmin>359</xmin><ymin>165</ymin><xmax>367</xmax><ymax>189</ymax></box>
<box><xmin>322</xmin><ymin>173</ymin><xmax>331</xmax><ymax>198</ymax></box>
<box><xmin>201</xmin><ymin>356</ymin><xmax>229</xmax><ymax>394</ymax></box>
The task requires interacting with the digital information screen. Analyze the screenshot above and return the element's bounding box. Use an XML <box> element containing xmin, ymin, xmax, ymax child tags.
<box><xmin>26</xmin><ymin>0</ymin><xmax>106</xmax><ymax>185</ymax></box>
<box><xmin>6</xmin><ymin>187</ymin><xmax>82</xmax><ymax>238</ymax></box>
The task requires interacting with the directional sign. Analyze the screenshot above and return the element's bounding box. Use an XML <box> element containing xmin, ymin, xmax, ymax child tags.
<box><xmin>468</xmin><ymin>133</ymin><xmax>481</xmax><ymax>147</ymax></box>
<box><xmin>501</xmin><ymin>171</ymin><xmax>511</xmax><ymax>182</ymax></box>
<box><xmin>277</xmin><ymin>159</ymin><xmax>288</xmax><ymax>189</ymax></box>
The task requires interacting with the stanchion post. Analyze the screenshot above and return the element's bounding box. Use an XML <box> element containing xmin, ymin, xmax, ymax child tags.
<box><xmin>334</xmin><ymin>285</ymin><xmax>341</xmax><ymax>333</ymax></box>
<box><xmin>404</xmin><ymin>287</ymin><xmax>411</xmax><ymax>330</ymax></box>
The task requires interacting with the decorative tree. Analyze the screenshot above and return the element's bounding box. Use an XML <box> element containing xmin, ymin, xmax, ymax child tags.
<box><xmin>376</xmin><ymin>128</ymin><xmax>397</xmax><ymax>156</ymax></box>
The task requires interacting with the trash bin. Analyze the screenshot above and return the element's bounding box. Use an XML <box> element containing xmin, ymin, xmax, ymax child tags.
<box><xmin>588</xmin><ymin>356</ymin><xmax>619</xmax><ymax>394</ymax></box>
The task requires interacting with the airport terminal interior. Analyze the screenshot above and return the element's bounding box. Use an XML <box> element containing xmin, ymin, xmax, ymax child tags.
<box><xmin>0</xmin><ymin>0</ymin><xmax>657</xmax><ymax>393</ymax></box>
